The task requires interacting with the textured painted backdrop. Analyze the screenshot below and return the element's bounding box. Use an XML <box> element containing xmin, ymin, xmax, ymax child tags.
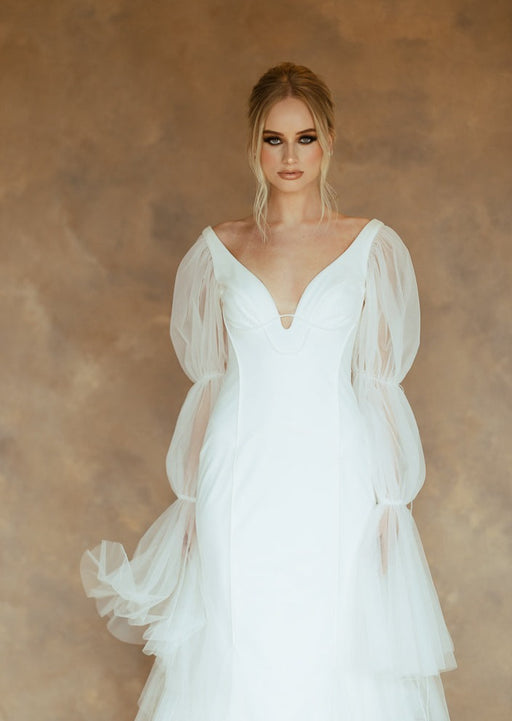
<box><xmin>1</xmin><ymin>1</ymin><xmax>510</xmax><ymax>720</ymax></box>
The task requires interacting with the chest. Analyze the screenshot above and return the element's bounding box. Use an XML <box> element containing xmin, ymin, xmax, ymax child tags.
<box><xmin>205</xmin><ymin>223</ymin><xmax>376</xmax><ymax>339</ymax></box>
<box><xmin>230</xmin><ymin>239</ymin><xmax>359</xmax><ymax>320</ymax></box>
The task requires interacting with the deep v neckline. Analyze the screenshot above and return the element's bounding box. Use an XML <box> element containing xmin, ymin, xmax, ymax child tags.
<box><xmin>205</xmin><ymin>219</ymin><xmax>378</xmax><ymax>331</ymax></box>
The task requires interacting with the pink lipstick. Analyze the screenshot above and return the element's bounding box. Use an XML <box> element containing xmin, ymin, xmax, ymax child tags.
<box><xmin>278</xmin><ymin>171</ymin><xmax>303</xmax><ymax>180</ymax></box>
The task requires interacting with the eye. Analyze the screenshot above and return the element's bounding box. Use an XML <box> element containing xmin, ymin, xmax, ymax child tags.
<box><xmin>299</xmin><ymin>135</ymin><xmax>317</xmax><ymax>144</ymax></box>
<box><xmin>263</xmin><ymin>136</ymin><xmax>282</xmax><ymax>145</ymax></box>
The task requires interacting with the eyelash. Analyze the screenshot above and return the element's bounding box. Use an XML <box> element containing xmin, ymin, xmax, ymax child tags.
<box><xmin>263</xmin><ymin>135</ymin><xmax>317</xmax><ymax>146</ymax></box>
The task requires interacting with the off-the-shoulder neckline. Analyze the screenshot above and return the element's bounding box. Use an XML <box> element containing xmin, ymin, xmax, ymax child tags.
<box><xmin>204</xmin><ymin>218</ymin><xmax>381</xmax><ymax>275</ymax></box>
<box><xmin>203</xmin><ymin>219</ymin><xmax>382</xmax><ymax>331</ymax></box>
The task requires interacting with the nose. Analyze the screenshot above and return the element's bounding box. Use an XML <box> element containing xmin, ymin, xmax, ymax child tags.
<box><xmin>282</xmin><ymin>142</ymin><xmax>298</xmax><ymax>164</ymax></box>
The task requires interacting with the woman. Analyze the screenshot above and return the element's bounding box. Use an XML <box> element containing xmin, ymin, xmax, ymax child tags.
<box><xmin>81</xmin><ymin>62</ymin><xmax>456</xmax><ymax>721</ymax></box>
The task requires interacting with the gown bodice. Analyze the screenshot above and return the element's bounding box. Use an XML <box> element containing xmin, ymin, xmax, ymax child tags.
<box><xmin>203</xmin><ymin>219</ymin><xmax>380</xmax><ymax>376</ymax></box>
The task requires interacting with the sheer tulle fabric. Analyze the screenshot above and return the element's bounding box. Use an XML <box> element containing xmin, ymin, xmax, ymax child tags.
<box><xmin>347</xmin><ymin>225</ymin><xmax>456</xmax><ymax>680</ymax></box>
<box><xmin>80</xmin><ymin>236</ymin><xmax>227</xmax><ymax>662</ymax></box>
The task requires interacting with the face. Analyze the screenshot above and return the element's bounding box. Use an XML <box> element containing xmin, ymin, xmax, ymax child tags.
<box><xmin>260</xmin><ymin>97</ymin><xmax>328</xmax><ymax>193</ymax></box>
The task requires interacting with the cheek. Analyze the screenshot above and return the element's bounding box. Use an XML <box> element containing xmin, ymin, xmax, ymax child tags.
<box><xmin>260</xmin><ymin>145</ymin><xmax>277</xmax><ymax>167</ymax></box>
<box><xmin>303</xmin><ymin>144</ymin><xmax>323</xmax><ymax>165</ymax></box>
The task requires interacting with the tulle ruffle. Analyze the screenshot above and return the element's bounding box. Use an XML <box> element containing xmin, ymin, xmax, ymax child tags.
<box><xmin>343</xmin><ymin>502</ymin><xmax>456</xmax><ymax>676</ymax></box>
<box><xmin>335</xmin><ymin>672</ymin><xmax>451</xmax><ymax>721</ymax></box>
<box><xmin>80</xmin><ymin>497</ymin><xmax>205</xmax><ymax>653</ymax></box>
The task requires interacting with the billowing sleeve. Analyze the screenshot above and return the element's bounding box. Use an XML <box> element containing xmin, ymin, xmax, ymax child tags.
<box><xmin>80</xmin><ymin>232</ymin><xmax>227</xmax><ymax>658</ymax></box>
<box><xmin>347</xmin><ymin>224</ymin><xmax>456</xmax><ymax>678</ymax></box>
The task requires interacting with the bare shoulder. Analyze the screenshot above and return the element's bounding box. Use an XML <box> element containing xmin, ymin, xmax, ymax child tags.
<box><xmin>211</xmin><ymin>216</ymin><xmax>256</xmax><ymax>251</ymax></box>
<box><xmin>211</xmin><ymin>213</ymin><xmax>373</xmax><ymax>253</ymax></box>
<box><xmin>332</xmin><ymin>213</ymin><xmax>372</xmax><ymax>237</ymax></box>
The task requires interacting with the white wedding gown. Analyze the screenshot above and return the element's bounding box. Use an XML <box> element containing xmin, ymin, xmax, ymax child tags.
<box><xmin>81</xmin><ymin>218</ymin><xmax>456</xmax><ymax>721</ymax></box>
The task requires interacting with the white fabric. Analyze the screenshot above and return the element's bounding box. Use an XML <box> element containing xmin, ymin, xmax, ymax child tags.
<box><xmin>80</xmin><ymin>218</ymin><xmax>456</xmax><ymax>721</ymax></box>
<box><xmin>346</xmin><ymin>225</ymin><xmax>456</xmax><ymax>678</ymax></box>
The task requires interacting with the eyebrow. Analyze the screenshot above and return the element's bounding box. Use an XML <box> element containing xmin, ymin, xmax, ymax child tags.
<box><xmin>262</xmin><ymin>128</ymin><xmax>316</xmax><ymax>135</ymax></box>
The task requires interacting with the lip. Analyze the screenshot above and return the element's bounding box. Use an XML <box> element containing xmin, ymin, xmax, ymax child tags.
<box><xmin>278</xmin><ymin>171</ymin><xmax>303</xmax><ymax>180</ymax></box>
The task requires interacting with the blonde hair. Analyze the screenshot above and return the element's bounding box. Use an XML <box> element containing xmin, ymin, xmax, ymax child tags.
<box><xmin>247</xmin><ymin>61</ymin><xmax>337</xmax><ymax>242</ymax></box>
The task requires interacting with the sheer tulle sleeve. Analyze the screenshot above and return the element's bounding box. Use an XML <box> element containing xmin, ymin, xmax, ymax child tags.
<box><xmin>347</xmin><ymin>224</ymin><xmax>456</xmax><ymax>678</ymax></box>
<box><xmin>80</xmin><ymin>232</ymin><xmax>227</xmax><ymax>657</ymax></box>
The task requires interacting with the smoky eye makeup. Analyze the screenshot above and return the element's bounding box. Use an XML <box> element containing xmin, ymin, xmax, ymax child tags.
<box><xmin>298</xmin><ymin>134</ymin><xmax>317</xmax><ymax>144</ymax></box>
<box><xmin>263</xmin><ymin>136</ymin><xmax>283</xmax><ymax>146</ymax></box>
<box><xmin>262</xmin><ymin>134</ymin><xmax>318</xmax><ymax>145</ymax></box>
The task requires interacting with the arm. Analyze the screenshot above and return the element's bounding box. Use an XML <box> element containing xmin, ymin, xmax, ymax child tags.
<box><xmin>80</xmin><ymin>231</ymin><xmax>227</xmax><ymax>654</ymax></box>
<box><xmin>167</xmin><ymin>233</ymin><xmax>227</xmax><ymax>553</ymax></box>
<box><xmin>347</xmin><ymin>224</ymin><xmax>456</xmax><ymax>677</ymax></box>
<box><xmin>352</xmin><ymin>224</ymin><xmax>424</xmax><ymax>570</ymax></box>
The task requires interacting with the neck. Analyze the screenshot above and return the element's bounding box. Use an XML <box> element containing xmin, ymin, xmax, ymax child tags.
<box><xmin>266</xmin><ymin>185</ymin><xmax>324</xmax><ymax>229</ymax></box>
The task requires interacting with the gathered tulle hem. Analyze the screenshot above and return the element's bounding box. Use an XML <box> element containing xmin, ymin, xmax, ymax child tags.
<box><xmin>132</xmin><ymin>631</ymin><xmax>453</xmax><ymax>721</ymax></box>
<box><xmin>80</xmin><ymin>489</ymin><xmax>455</xmax><ymax>719</ymax></box>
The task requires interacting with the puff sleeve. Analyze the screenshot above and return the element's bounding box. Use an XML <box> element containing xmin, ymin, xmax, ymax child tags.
<box><xmin>347</xmin><ymin>224</ymin><xmax>456</xmax><ymax>678</ymax></box>
<box><xmin>80</xmin><ymin>233</ymin><xmax>227</xmax><ymax>658</ymax></box>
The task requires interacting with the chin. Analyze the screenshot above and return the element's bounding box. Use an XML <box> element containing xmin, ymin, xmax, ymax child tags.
<box><xmin>270</xmin><ymin>175</ymin><xmax>316</xmax><ymax>192</ymax></box>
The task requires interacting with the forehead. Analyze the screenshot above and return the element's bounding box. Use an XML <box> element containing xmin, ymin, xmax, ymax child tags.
<box><xmin>264</xmin><ymin>97</ymin><xmax>315</xmax><ymax>130</ymax></box>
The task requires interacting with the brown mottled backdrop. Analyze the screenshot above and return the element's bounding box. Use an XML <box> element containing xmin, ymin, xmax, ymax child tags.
<box><xmin>1</xmin><ymin>1</ymin><xmax>510</xmax><ymax>719</ymax></box>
